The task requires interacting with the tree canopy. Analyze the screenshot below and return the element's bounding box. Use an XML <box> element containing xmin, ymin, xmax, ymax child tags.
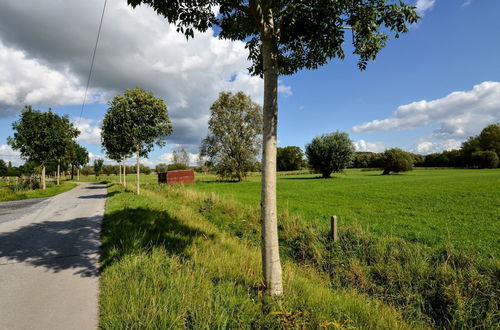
<box><xmin>381</xmin><ymin>148</ymin><xmax>414</xmax><ymax>175</ymax></box>
<box><xmin>200</xmin><ymin>91</ymin><xmax>262</xmax><ymax>181</ymax></box>
<box><xmin>277</xmin><ymin>146</ymin><xmax>305</xmax><ymax>171</ymax></box>
<box><xmin>306</xmin><ymin>132</ymin><xmax>355</xmax><ymax>178</ymax></box>
<box><xmin>8</xmin><ymin>106</ymin><xmax>79</xmax><ymax>166</ymax></box>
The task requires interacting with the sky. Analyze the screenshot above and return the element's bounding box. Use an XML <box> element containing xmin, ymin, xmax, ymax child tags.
<box><xmin>0</xmin><ymin>0</ymin><xmax>499</xmax><ymax>166</ymax></box>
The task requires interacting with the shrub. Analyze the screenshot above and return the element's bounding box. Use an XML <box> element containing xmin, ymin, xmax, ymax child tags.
<box><xmin>305</xmin><ymin>132</ymin><xmax>355</xmax><ymax>178</ymax></box>
<box><xmin>167</xmin><ymin>163</ymin><xmax>188</xmax><ymax>171</ymax></box>
<box><xmin>381</xmin><ymin>148</ymin><xmax>414</xmax><ymax>175</ymax></box>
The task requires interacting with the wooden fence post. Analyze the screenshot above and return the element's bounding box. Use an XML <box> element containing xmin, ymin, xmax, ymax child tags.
<box><xmin>331</xmin><ymin>215</ymin><xmax>338</xmax><ymax>242</ymax></box>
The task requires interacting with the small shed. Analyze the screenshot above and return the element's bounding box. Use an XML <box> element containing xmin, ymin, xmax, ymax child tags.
<box><xmin>158</xmin><ymin>170</ymin><xmax>195</xmax><ymax>184</ymax></box>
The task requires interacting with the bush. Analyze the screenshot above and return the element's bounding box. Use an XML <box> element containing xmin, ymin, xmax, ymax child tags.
<box><xmin>305</xmin><ymin>132</ymin><xmax>355</xmax><ymax>178</ymax></box>
<box><xmin>472</xmin><ymin>150</ymin><xmax>499</xmax><ymax>168</ymax></box>
<box><xmin>167</xmin><ymin>163</ymin><xmax>188</xmax><ymax>171</ymax></box>
<box><xmin>381</xmin><ymin>148</ymin><xmax>414</xmax><ymax>175</ymax></box>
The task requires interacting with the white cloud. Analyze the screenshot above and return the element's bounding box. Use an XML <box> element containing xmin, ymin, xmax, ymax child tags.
<box><xmin>416</xmin><ymin>0</ymin><xmax>436</xmax><ymax>15</ymax></box>
<box><xmin>278</xmin><ymin>81</ymin><xmax>293</xmax><ymax>97</ymax></box>
<box><xmin>75</xmin><ymin>118</ymin><xmax>102</xmax><ymax>145</ymax></box>
<box><xmin>352</xmin><ymin>81</ymin><xmax>500</xmax><ymax>140</ymax></box>
<box><xmin>0</xmin><ymin>0</ymin><xmax>292</xmax><ymax>148</ymax></box>
<box><xmin>0</xmin><ymin>43</ymin><xmax>89</xmax><ymax>117</ymax></box>
<box><xmin>0</xmin><ymin>144</ymin><xmax>22</xmax><ymax>166</ymax></box>
<box><xmin>462</xmin><ymin>0</ymin><xmax>475</xmax><ymax>7</ymax></box>
<box><xmin>411</xmin><ymin>138</ymin><xmax>462</xmax><ymax>154</ymax></box>
<box><xmin>353</xmin><ymin>140</ymin><xmax>385</xmax><ymax>152</ymax></box>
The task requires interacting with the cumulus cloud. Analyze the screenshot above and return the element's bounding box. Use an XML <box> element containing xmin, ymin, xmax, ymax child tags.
<box><xmin>0</xmin><ymin>0</ymin><xmax>291</xmax><ymax>148</ymax></box>
<box><xmin>352</xmin><ymin>81</ymin><xmax>500</xmax><ymax>140</ymax></box>
<box><xmin>0</xmin><ymin>43</ymin><xmax>89</xmax><ymax>117</ymax></box>
<box><xmin>75</xmin><ymin>118</ymin><xmax>102</xmax><ymax>145</ymax></box>
<box><xmin>411</xmin><ymin>139</ymin><xmax>462</xmax><ymax>154</ymax></box>
<box><xmin>353</xmin><ymin>140</ymin><xmax>385</xmax><ymax>153</ymax></box>
<box><xmin>0</xmin><ymin>144</ymin><xmax>22</xmax><ymax>166</ymax></box>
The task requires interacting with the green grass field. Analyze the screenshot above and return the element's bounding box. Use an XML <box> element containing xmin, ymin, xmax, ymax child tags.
<box><xmin>0</xmin><ymin>181</ymin><xmax>77</xmax><ymax>202</ymax></box>
<box><xmin>189</xmin><ymin>168</ymin><xmax>500</xmax><ymax>258</ymax></box>
<box><xmin>98</xmin><ymin>168</ymin><xmax>499</xmax><ymax>328</ymax></box>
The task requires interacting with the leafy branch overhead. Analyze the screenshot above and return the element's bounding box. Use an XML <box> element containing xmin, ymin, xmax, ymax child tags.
<box><xmin>127</xmin><ymin>0</ymin><xmax>419</xmax><ymax>75</ymax></box>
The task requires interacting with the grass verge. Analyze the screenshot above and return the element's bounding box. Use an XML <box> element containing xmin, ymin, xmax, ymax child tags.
<box><xmin>0</xmin><ymin>181</ymin><xmax>77</xmax><ymax>202</ymax></box>
<box><xmin>100</xmin><ymin>183</ymin><xmax>422</xmax><ymax>329</ymax></box>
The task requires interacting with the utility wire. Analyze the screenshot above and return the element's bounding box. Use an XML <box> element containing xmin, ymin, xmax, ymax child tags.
<box><xmin>78</xmin><ymin>0</ymin><xmax>107</xmax><ymax>127</ymax></box>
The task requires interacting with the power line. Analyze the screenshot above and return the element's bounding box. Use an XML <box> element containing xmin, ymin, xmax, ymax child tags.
<box><xmin>78</xmin><ymin>0</ymin><xmax>107</xmax><ymax>127</ymax></box>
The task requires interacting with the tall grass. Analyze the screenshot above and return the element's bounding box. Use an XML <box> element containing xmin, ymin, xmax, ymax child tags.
<box><xmin>100</xmin><ymin>183</ymin><xmax>421</xmax><ymax>329</ymax></box>
<box><xmin>149</xmin><ymin>184</ymin><xmax>499</xmax><ymax>328</ymax></box>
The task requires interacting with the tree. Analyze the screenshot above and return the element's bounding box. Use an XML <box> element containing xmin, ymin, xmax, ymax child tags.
<box><xmin>94</xmin><ymin>159</ymin><xmax>104</xmax><ymax>179</ymax></box>
<box><xmin>471</xmin><ymin>151</ymin><xmax>499</xmax><ymax>169</ymax></box>
<box><xmin>380</xmin><ymin>148</ymin><xmax>414</xmax><ymax>175</ymax></box>
<box><xmin>102</xmin><ymin>102</ymin><xmax>135</xmax><ymax>186</ymax></box>
<box><xmin>155</xmin><ymin>163</ymin><xmax>168</xmax><ymax>173</ymax></box>
<box><xmin>200</xmin><ymin>91</ymin><xmax>262</xmax><ymax>181</ymax></box>
<box><xmin>478</xmin><ymin>123</ymin><xmax>500</xmax><ymax>157</ymax></box>
<box><xmin>106</xmin><ymin>88</ymin><xmax>172</xmax><ymax>194</ymax></box>
<box><xmin>67</xmin><ymin>142</ymin><xmax>89</xmax><ymax>180</ymax></box>
<box><xmin>8</xmin><ymin>106</ymin><xmax>79</xmax><ymax>189</ymax></box>
<box><xmin>305</xmin><ymin>132</ymin><xmax>355</xmax><ymax>178</ymax></box>
<box><xmin>128</xmin><ymin>0</ymin><xmax>418</xmax><ymax>296</ymax></box>
<box><xmin>277</xmin><ymin>146</ymin><xmax>304</xmax><ymax>171</ymax></box>
<box><xmin>172</xmin><ymin>148</ymin><xmax>190</xmax><ymax>167</ymax></box>
<box><xmin>0</xmin><ymin>160</ymin><xmax>7</xmax><ymax>177</ymax></box>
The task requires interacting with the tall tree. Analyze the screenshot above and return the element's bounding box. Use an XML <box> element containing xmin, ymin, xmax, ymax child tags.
<box><xmin>8</xmin><ymin>106</ymin><xmax>79</xmax><ymax>189</ymax></box>
<box><xmin>107</xmin><ymin>88</ymin><xmax>172</xmax><ymax>194</ymax></box>
<box><xmin>200</xmin><ymin>91</ymin><xmax>262</xmax><ymax>181</ymax></box>
<box><xmin>127</xmin><ymin>0</ymin><xmax>418</xmax><ymax>296</ymax></box>
<box><xmin>172</xmin><ymin>148</ymin><xmax>190</xmax><ymax>167</ymax></box>
<box><xmin>0</xmin><ymin>160</ymin><xmax>7</xmax><ymax>177</ymax></box>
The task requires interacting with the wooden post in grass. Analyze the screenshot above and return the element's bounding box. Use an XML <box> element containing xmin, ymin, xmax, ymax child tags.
<box><xmin>331</xmin><ymin>215</ymin><xmax>338</xmax><ymax>242</ymax></box>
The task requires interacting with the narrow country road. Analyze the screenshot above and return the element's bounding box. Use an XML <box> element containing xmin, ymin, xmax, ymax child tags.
<box><xmin>0</xmin><ymin>182</ymin><xmax>106</xmax><ymax>330</ymax></box>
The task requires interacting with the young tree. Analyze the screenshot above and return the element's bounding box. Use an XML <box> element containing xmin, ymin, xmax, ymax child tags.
<box><xmin>107</xmin><ymin>88</ymin><xmax>172</xmax><ymax>194</ymax></box>
<box><xmin>94</xmin><ymin>159</ymin><xmax>104</xmax><ymax>179</ymax></box>
<box><xmin>381</xmin><ymin>148</ymin><xmax>414</xmax><ymax>175</ymax></box>
<box><xmin>67</xmin><ymin>142</ymin><xmax>89</xmax><ymax>180</ymax></box>
<box><xmin>306</xmin><ymin>132</ymin><xmax>355</xmax><ymax>178</ymax></box>
<box><xmin>172</xmin><ymin>148</ymin><xmax>190</xmax><ymax>167</ymax></box>
<box><xmin>277</xmin><ymin>146</ymin><xmax>305</xmax><ymax>171</ymax></box>
<box><xmin>200</xmin><ymin>92</ymin><xmax>262</xmax><ymax>181</ymax></box>
<box><xmin>128</xmin><ymin>0</ymin><xmax>418</xmax><ymax>296</ymax></box>
<box><xmin>102</xmin><ymin>103</ymin><xmax>135</xmax><ymax>186</ymax></box>
<box><xmin>8</xmin><ymin>106</ymin><xmax>79</xmax><ymax>189</ymax></box>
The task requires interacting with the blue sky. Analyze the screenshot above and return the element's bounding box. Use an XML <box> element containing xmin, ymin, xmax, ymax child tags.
<box><xmin>0</xmin><ymin>0</ymin><xmax>499</xmax><ymax>166</ymax></box>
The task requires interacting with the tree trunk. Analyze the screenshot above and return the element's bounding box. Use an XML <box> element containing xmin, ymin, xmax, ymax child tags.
<box><xmin>136</xmin><ymin>150</ymin><xmax>140</xmax><ymax>195</ymax></box>
<box><xmin>41</xmin><ymin>166</ymin><xmax>46</xmax><ymax>190</ymax></box>
<box><xmin>77</xmin><ymin>168</ymin><xmax>80</xmax><ymax>181</ymax></box>
<box><xmin>71</xmin><ymin>164</ymin><xmax>74</xmax><ymax>180</ymax></box>
<box><xmin>123</xmin><ymin>158</ymin><xmax>126</xmax><ymax>187</ymax></box>
<box><xmin>57</xmin><ymin>159</ymin><xmax>60</xmax><ymax>185</ymax></box>
<box><xmin>119</xmin><ymin>163</ymin><xmax>122</xmax><ymax>185</ymax></box>
<box><xmin>260</xmin><ymin>35</ymin><xmax>283</xmax><ymax>296</ymax></box>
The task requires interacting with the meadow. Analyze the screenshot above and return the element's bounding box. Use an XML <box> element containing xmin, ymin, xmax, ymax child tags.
<box><xmin>98</xmin><ymin>168</ymin><xmax>499</xmax><ymax>328</ymax></box>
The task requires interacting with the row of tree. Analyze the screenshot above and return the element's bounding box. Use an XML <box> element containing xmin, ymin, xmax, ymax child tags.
<box><xmin>6</xmin><ymin>107</ymin><xmax>89</xmax><ymax>189</ymax></box>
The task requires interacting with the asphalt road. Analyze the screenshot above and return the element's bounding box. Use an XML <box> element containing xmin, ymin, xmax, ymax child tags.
<box><xmin>0</xmin><ymin>182</ymin><xmax>106</xmax><ymax>330</ymax></box>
